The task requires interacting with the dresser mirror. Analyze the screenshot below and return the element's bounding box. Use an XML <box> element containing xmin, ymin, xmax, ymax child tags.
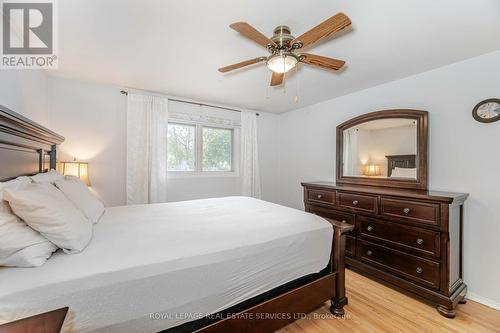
<box><xmin>336</xmin><ymin>110</ymin><xmax>428</xmax><ymax>190</ymax></box>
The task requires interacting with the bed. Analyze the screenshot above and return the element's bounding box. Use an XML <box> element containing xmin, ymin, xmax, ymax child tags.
<box><xmin>386</xmin><ymin>154</ymin><xmax>416</xmax><ymax>177</ymax></box>
<box><xmin>0</xmin><ymin>104</ymin><xmax>353</xmax><ymax>333</ymax></box>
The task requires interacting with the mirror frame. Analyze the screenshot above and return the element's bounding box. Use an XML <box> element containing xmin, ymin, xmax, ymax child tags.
<box><xmin>336</xmin><ymin>109</ymin><xmax>428</xmax><ymax>190</ymax></box>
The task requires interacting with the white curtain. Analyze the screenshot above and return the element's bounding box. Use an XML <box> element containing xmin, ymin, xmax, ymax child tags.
<box><xmin>240</xmin><ymin>111</ymin><xmax>261</xmax><ymax>198</ymax></box>
<box><xmin>343</xmin><ymin>128</ymin><xmax>359</xmax><ymax>176</ymax></box>
<box><xmin>126</xmin><ymin>93</ymin><xmax>169</xmax><ymax>204</ymax></box>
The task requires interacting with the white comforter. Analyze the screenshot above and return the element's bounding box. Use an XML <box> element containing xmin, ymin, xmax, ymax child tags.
<box><xmin>0</xmin><ymin>196</ymin><xmax>333</xmax><ymax>333</ymax></box>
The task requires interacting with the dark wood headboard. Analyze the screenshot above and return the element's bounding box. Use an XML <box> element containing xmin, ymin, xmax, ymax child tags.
<box><xmin>0</xmin><ymin>104</ymin><xmax>64</xmax><ymax>182</ymax></box>
<box><xmin>386</xmin><ymin>154</ymin><xmax>416</xmax><ymax>177</ymax></box>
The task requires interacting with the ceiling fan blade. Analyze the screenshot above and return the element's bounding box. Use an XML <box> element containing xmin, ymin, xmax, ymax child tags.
<box><xmin>230</xmin><ymin>22</ymin><xmax>277</xmax><ymax>48</ymax></box>
<box><xmin>270</xmin><ymin>72</ymin><xmax>284</xmax><ymax>86</ymax></box>
<box><xmin>300</xmin><ymin>53</ymin><xmax>345</xmax><ymax>71</ymax></box>
<box><xmin>218</xmin><ymin>57</ymin><xmax>266</xmax><ymax>73</ymax></box>
<box><xmin>291</xmin><ymin>13</ymin><xmax>351</xmax><ymax>49</ymax></box>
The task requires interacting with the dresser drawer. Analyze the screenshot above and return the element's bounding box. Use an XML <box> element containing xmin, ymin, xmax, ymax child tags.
<box><xmin>307</xmin><ymin>205</ymin><xmax>355</xmax><ymax>225</ymax></box>
<box><xmin>307</xmin><ymin>189</ymin><xmax>335</xmax><ymax>205</ymax></box>
<box><xmin>338</xmin><ymin>192</ymin><xmax>378</xmax><ymax>213</ymax></box>
<box><xmin>380</xmin><ymin>198</ymin><xmax>440</xmax><ymax>225</ymax></box>
<box><xmin>358</xmin><ymin>216</ymin><xmax>440</xmax><ymax>258</ymax></box>
<box><xmin>357</xmin><ymin>240</ymin><xmax>440</xmax><ymax>289</ymax></box>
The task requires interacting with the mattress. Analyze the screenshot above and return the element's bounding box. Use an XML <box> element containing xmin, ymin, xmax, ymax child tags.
<box><xmin>0</xmin><ymin>196</ymin><xmax>333</xmax><ymax>333</ymax></box>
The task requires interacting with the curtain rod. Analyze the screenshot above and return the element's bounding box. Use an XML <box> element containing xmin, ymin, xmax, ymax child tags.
<box><xmin>120</xmin><ymin>90</ymin><xmax>259</xmax><ymax>116</ymax></box>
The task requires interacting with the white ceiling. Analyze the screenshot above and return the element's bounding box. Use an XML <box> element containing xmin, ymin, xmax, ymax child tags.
<box><xmin>50</xmin><ymin>0</ymin><xmax>500</xmax><ymax>113</ymax></box>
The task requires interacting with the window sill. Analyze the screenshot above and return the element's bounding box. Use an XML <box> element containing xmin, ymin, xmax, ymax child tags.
<box><xmin>168</xmin><ymin>171</ymin><xmax>240</xmax><ymax>179</ymax></box>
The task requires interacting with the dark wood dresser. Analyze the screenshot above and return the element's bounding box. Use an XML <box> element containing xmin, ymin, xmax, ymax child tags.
<box><xmin>302</xmin><ymin>181</ymin><xmax>468</xmax><ymax>318</ymax></box>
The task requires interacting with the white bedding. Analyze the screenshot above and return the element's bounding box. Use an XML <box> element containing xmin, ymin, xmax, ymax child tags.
<box><xmin>0</xmin><ymin>197</ymin><xmax>333</xmax><ymax>333</ymax></box>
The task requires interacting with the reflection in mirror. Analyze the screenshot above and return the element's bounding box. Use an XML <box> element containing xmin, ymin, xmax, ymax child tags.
<box><xmin>342</xmin><ymin>118</ymin><xmax>417</xmax><ymax>179</ymax></box>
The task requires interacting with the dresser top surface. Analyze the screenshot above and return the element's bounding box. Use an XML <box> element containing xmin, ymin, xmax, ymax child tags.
<box><xmin>302</xmin><ymin>181</ymin><xmax>468</xmax><ymax>204</ymax></box>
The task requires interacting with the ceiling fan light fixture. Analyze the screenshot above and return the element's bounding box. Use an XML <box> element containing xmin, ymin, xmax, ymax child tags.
<box><xmin>266</xmin><ymin>53</ymin><xmax>298</xmax><ymax>74</ymax></box>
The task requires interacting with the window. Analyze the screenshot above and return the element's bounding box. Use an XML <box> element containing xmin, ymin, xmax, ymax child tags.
<box><xmin>168</xmin><ymin>122</ymin><xmax>237</xmax><ymax>175</ymax></box>
<box><xmin>202</xmin><ymin>127</ymin><xmax>232</xmax><ymax>171</ymax></box>
<box><xmin>167</xmin><ymin>123</ymin><xmax>195</xmax><ymax>171</ymax></box>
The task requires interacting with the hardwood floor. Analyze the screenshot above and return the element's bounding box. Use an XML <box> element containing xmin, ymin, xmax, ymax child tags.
<box><xmin>278</xmin><ymin>269</ymin><xmax>500</xmax><ymax>333</ymax></box>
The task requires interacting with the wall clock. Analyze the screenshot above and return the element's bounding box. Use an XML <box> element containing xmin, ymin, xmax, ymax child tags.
<box><xmin>472</xmin><ymin>98</ymin><xmax>500</xmax><ymax>123</ymax></box>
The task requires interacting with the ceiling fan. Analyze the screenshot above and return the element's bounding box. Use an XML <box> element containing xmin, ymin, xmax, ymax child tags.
<box><xmin>218</xmin><ymin>13</ymin><xmax>352</xmax><ymax>86</ymax></box>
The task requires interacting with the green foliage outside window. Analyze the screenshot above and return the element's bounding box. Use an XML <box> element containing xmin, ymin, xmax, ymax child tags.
<box><xmin>167</xmin><ymin>123</ymin><xmax>195</xmax><ymax>171</ymax></box>
<box><xmin>203</xmin><ymin>127</ymin><xmax>232</xmax><ymax>171</ymax></box>
<box><xmin>167</xmin><ymin>123</ymin><xmax>232</xmax><ymax>172</ymax></box>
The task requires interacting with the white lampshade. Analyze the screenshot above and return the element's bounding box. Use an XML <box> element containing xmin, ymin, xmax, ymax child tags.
<box><xmin>363</xmin><ymin>164</ymin><xmax>381</xmax><ymax>177</ymax></box>
<box><xmin>266</xmin><ymin>54</ymin><xmax>298</xmax><ymax>74</ymax></box>
<box><xmin>58</xmin><ymin>160</ymin><xmax>91</xmax><ymax>186</ymax></box>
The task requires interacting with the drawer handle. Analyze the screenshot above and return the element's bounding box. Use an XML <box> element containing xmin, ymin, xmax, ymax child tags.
<box><xmin>367</xmin><ymin>226</ymin><xmax>373</xmax><ymax>232</ymax></box>
<box><xmin>317</xmin><ymin>194</ymin><xmax>323</xmax><ymax>199</ymax></box>
<box><xmin>367</xmin><ymin>250</ymin><xmax>373</xmax><ymax>256</ymax></box>
<box><xmin>416</xmin><ymin>267</ymin><xmax>423</xmax><ymax>274</ymax></box>
<box><xmin>416</xmin><ymin>238</ymin><xmax>424</xmax><ymax>245</ymax></box>
<box><xmin>352</xmin><ymin>200</ymin><xmax>359</xmax><ymax>206</ymax></box>
<box><xmin>403</xmin><ymin>207</ymin><xmax>411</xmax><ymax>214</ymax></box>
<box><xmin>341</xmin><ymin>220</ymin><xmax>347</xmax><ymax>224</ymax></box>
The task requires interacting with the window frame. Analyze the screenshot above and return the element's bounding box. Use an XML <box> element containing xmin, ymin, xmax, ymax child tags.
<box><xmin>167</xmin><ymin>119</ymin><xmax>240</xmax><ymax>178</ymax></box>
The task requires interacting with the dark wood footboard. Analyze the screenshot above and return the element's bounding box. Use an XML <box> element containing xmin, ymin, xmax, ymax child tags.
<box><xmin>329</xmin><ymin>219</ymin><xmax>355</xmax><ymax>316</ymax></box>
<box><xmin>194</xmin><ymin>273</ymin><xmax>336</xmax><ymax>333</ymax></box>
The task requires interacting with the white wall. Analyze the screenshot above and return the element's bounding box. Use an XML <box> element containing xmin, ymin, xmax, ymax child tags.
<box><xmin>257</xmin><ymin>111</ymin><xmax>280</xmax><ymax>203</ymax></box>
<box><xmin>47</xmin><ymin>76</ymin><xmax>279</xmax><ymax>206</ymax></box>
<box><xmin>272</xmin><ymin>50</ymin><xmax>500</xmax><ymax>308</ymax></box>
<box><xmin>48</xmin><ymin>77</ymin><xmax>127</xmax><ymax>206</ymax></box>
<box><xmin>0</xmin><ymin>71</ymin><xmax>49</xmax><ymax>125</ymax></box>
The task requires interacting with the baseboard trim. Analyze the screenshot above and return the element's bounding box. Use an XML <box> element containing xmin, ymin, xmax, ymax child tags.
<box><xmin>466</xmin><ymin>292</ymin><xmax>500</xmax><ymax>311</ymax></box>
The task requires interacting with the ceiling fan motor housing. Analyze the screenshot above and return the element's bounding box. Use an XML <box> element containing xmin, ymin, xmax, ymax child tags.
<box><xmin>271</xmin><ymin>25</ymin><xmax>295</xmax><ymax>49</ymax></box>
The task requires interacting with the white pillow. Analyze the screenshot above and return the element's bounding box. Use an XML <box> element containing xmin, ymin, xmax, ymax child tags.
<box><xmin>55</xmin><ymin>177</ymin><xmax>105</xmax><ymax>224</ymax></box>
<box><xmin>0</xmin><ymin>176</ymin><xmax>32</xmax><ymax>202</ymax></box>
<box><xmin>390</xmin><ymin>167</ymin><xmax>417</xmax><ymax>179</ymax></box>
<box><xmin>30</xmin><ymin>169</ymin><xmax>64</xmax><ymax>184</ymax></box>
<box><xmin>4</xmin><ymin>182</ymin><xmax>93</xmax><ymax>254</ymax></box>
<box><xmin>0</xmin><ymin>213</ymin><xmax>58</xmax><ymax>267</ymax></box>
<box><xmin>0</xmin><ymin>177</ymin><xmax>57</xmax><ymax>267</ymax></box>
